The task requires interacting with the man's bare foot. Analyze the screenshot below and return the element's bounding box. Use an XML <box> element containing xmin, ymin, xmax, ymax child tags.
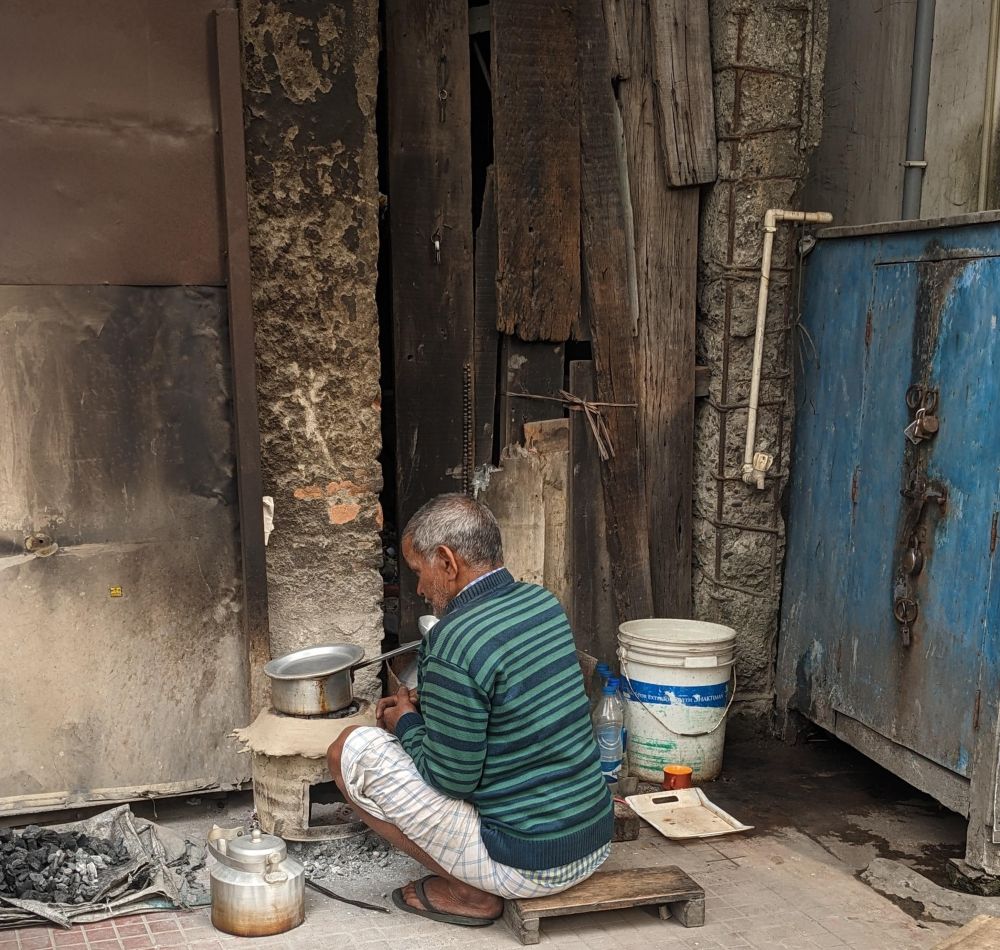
<box><xmin>400</xmin><ymin>875</ymin><xmax>503</xmax><ymax>920</ymax></box>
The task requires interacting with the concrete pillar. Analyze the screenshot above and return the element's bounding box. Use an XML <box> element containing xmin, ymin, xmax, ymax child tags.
<box><xmin>240</xmin><ymin>0</ymin><xmax>384</xmax><ymax>698</ymax></box>
<box><xmin>695</xmin><ymin>0</ymin><xmax>828</xmax><ymax>722</ymax></box>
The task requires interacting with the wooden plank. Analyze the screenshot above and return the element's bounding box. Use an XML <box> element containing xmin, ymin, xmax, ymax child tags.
<box><xmin>524</xmin><ymin>419</ymin><xmax>571</xmax><ymax>610</ymax></box>
<box><xmin>568</xmin><ymin>361</ymin><xmax>617</xmax><ymax>662</ymax></box>
<box><xmin>474</xmin><ymin>166</ymin><xmax>500</xmax><ymax>468</ymax></box>
<box><xmin>648</xmin><ymin>0</ymin><xmax>717</xmax><ymax>186</ymax></box>
<box><xmin>386</xmin><ymin>0</ymin><xmax>474</xmax><ymax>630</ymax></box>
<box><xmin>619</xmin><ymin>0</ymin><xmax>697</xmax><ymax>617</ymax></box>
<box><xmin>639</xmin><ymin>188</ymin><xmax>697</xmax><ymax>617</ymax></box>
<box><xmin>499</xmin><ymin>336</ymin><xmax>565</xmax><ymax>447</ymax></box>
<box><xmin>492</xmin><ymin>0</ymin><xmax>580</xmax><ymax>341</ymax></box>
<box><xmin>578</xmin><ymin>0</ymin><xmax>655</xmax><ymax>624</ymax></box>
<box><xmin>215</xmin><ymin>9</ymin><xmax>271</xmax><ymax>714</ymax></box>
<box><xmin>602</xmin><ymin>0</ymin><xmax>631</xmax><ymax>80</ymax></box>
<box><xmin>481</xmin><ymin>447</ymin><xmax>545</xmax><ymax>585</ymax></box>
<box><xmin>511</xmin><ymin>867</ymin><xmax>703</xmax><ymax>917</ymax></box>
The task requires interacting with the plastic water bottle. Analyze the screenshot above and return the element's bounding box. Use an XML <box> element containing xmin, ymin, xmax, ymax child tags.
<box><xmin>593</xmin><ymin>682</ymin><xmax>624</xmax><ymax>788</ymax></box>
<box><xmin>607</xmin><ymin>676</ymin><xmax>628</xmax><ymax>754</ymax></box>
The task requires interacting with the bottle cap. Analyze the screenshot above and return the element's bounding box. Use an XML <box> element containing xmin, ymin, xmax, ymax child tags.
<box><xmin>602</xmin><ymin>682</ymin><xmax>618</xmax><ymax>695</ymax></box>
<box><xmin>596</xmin><ymin>663</ymin><xmax>611</xmax><ymax>674</ymax></box>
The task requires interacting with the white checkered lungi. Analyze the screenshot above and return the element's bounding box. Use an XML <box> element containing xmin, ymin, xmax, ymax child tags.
<box><xmin>340</xmin><ymin>726</ymin><xmax>609</xmax><ymax>900</ymax></box>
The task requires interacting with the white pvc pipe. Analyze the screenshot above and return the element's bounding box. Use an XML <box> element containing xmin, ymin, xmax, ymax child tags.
<box><xmin>742</xmin><ymin>209</ymin><xmax>833</xmax><ymax>489</ymax></box>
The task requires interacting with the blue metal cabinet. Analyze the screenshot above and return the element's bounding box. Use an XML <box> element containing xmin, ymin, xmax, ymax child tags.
<box><xmin>779</xmin><ymin>215</ymin><xmax>1000</xmax><ymax>866</ymax></box>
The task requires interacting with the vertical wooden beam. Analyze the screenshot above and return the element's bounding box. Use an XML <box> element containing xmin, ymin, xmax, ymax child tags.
<box><xmin>474</xmin><ymin>167</ymin><xmax>500</xmax><ymax>468</ymax></box>
<box><xmin>648</xmin><ymin>0</ymin><xmax>717</xmax><ymax>186</ymax></box>
<box><xmin>214</xmin><ymin>9</ymin><xmax>270</xmax><ymax>714</ymax></box>
<box><xmin>578</xmin><ymin>0</ymin><xmax>654</xmax><ymax>624</ymax></box>
<box><xmin>602</xmin><ymin>0</ymin><xmax>631</xmax><ymax>80</ymax></box>
<box><xmin>386</xmin><ymin>0</ymin><xmax>474</xmax><ymax>631</ymax></box>
<box><xmin>568</xmin><ymin>361</ymin><xmax>617</xmax><ymax>661</ymax></box>
<box><xmin>620</xmin><ymin>0</ymin><xmax>697</xmax><ymax>617</ymax></box>
<box><xmin>492</xmin><ymin>0</ymin><xmax>581</xmax><ymax>342</ymax></box>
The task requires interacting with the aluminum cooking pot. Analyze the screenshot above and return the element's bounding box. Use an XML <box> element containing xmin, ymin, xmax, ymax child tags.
<box><xmin>264</xmin><ymin>641</ymin><xmax>420</xmax><ymax>716</ymax></box>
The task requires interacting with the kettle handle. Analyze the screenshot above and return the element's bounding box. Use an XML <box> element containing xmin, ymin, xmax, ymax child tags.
<box><xmin>207</xmin><ymin>825</ymin><xmax>246</xmax><ymax>869</ymax></box>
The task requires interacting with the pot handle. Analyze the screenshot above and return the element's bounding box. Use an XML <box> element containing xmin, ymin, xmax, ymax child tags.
<box><xmin>352</xmin><ymin>640</ymin><xmax>420</xmax><ymax>672</ymax></box>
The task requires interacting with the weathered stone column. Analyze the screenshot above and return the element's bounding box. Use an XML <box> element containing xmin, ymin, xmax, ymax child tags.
<box><xmin>695</xmin><ymin>0</ymin><xmax>827</xmax><ymax>722</ymax></box>
<box><xmin>240</xmin><ymin>0</ymin><xmax>383</xmax><ymax>697</ymax></box>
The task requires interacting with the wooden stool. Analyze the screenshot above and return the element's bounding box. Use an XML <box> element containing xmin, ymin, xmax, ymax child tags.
<box><xmin>503</xmin><ymin>867</ymin><xmax>706</xmax><ymax>945</ymax></box>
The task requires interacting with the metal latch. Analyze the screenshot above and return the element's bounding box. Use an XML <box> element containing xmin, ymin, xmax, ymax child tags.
<box><xmin>904</xmin><ymin>385</ymin><xmax>940</xmax><ymax>444</ymax></box>
<box><xmin>893</xmin><ymin>594</ymin><xmax>918</xmax><ymax>647</ymax></box>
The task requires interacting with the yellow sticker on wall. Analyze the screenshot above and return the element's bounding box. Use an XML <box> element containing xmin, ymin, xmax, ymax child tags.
<box><xmin>109</xmin><ymin>586</ymin><xmax>123</xmax><ymax>598</ymax></box>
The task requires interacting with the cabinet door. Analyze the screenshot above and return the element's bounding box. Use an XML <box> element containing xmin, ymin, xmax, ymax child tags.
<box><xmin>837</xmin><ymin>258</ymin><xmax>1000</xmax><ymax>777</ymax></box>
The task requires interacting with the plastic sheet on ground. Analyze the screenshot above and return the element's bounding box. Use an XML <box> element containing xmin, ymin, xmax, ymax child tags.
<box><xmin>0</xmin><ymin>805</ymin><xmax>209</xmax><ymax>930</ymax></box>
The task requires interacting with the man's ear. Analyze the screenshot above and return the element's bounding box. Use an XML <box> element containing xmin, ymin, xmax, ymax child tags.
<box><xmin>436</xmin><ymin>545</ymin><xmax>461</xmax><ymax>579</ymax></box>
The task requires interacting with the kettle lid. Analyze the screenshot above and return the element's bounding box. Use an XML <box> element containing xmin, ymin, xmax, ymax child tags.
<box><xmin>225</xmin><ymin>828</ymin><xmax>287</xmax><ymax>865</ymax></box>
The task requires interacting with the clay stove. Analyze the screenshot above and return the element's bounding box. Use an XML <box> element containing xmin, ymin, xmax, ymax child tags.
<box><xmin>233</xmin><ymin>701</ymin><xmax>375</xmax><ymax>841</ymax></box>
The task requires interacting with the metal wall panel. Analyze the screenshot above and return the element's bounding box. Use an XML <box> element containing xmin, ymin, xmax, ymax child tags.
<box><xmin>0</xmin><ymin>285</ymin><xmax>249</xmax><ymax>809</ymax></box>
<box><xmin>778</xmin><ymin>218</ymin><xmax>1000</xmax><ymax>797</ymax></box>
<box><xmin>0</xmin><ymin>0</ymin><xmax>234</xmax><ymax>285</ymax></box>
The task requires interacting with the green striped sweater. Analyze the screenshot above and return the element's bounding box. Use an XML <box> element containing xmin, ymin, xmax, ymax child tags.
<box><xmin>395</xmin><ymin>569</ymin><xmax>613</xmax><ymax>871</ymax></box>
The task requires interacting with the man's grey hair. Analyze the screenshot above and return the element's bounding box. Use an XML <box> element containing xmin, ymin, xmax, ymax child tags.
<box><xmin>402</xmin><ymin>494</ymin><xmax>504</xmax><ymax>567</ymax></box>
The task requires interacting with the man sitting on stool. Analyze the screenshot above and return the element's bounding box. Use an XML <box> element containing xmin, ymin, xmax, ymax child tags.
<box><xmin>327</xmin><ymin>493</ymin><xmax>612</xmax><ymax>926</ymax></box>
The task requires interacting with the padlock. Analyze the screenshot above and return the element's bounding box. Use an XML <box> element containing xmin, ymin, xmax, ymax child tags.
<box><xmin>904</xmin><ymin>408</ymin><xmax>940</xmax><ymax>444</ymax></box>
<box><xmin>915</xmin><ymin>412</ymin><xmax>939</xmax><ymax>438</ymax></box>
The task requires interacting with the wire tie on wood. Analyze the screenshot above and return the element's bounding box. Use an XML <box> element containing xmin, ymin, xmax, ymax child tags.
<box><xmin>507</xmin><ymin>390</ymin><xmax>636</xmax><ymax>461</ymax></box>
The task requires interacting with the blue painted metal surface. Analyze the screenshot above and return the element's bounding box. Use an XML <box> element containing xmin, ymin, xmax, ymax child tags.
<box><xmin>779</xmin><ymin>220</ymin><xmax>1000</xmax><ymax>782</ymax></box>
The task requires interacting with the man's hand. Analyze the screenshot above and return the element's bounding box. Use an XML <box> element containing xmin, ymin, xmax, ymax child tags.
<box><xmin>381</xmin><ymin>685</ymin><xmax>419</xmax><ymax>733</ymax></box>
<box><xmin>375</xmin><ymin>688</ymin><xmax>418</xmax><ymax>729</ymax></box>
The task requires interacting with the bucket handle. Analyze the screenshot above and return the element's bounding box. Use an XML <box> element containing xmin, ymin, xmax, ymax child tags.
<box><xmin>617</xmin><ymin>646</ymin><xmax>736</xmax><ymax>738</ymax></box>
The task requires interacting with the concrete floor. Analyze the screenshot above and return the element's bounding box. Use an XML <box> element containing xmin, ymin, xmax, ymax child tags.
<box><xmin>0</xmin><ymin>736</ymin><xmax>972</xmax><ymax>949</ymax></box>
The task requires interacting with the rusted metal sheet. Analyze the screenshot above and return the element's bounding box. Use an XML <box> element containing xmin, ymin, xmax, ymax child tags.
<box><xmin>778</xmin><ymin>219</ymin><xmax>1000</xmax><ymax>801</ymax></box>
<box><xmin>0</xmin><ymin>0</ymin><xmax>233</xmax><ymax>285</ymax></box>
<box><xmin>215</xmin><ymin>8</ymin><xmax>270</xmax><ymax>715</ymax></box>
<box><xmin>0</xmin><ymin>285</ymin><xmax>250</xmax><ymax>807</ymax></box>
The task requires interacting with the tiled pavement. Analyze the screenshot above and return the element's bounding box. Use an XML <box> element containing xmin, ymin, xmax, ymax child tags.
<box><xmin>0</xmin><ymin>825</ymin><xmax>954</xmax><ymax>950</ymax></box>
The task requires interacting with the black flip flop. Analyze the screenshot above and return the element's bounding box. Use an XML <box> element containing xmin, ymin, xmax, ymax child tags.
<box><xmin>390</xmin><ymin>875</ymin><xmax>498</xmax><ymax>927</ymax></box>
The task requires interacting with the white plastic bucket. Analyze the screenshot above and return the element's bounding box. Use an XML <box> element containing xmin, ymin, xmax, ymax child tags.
<box><xmin>618</xmin><ymin>619</ymin><xmax>737</xmax><ymax>782</ymax></box>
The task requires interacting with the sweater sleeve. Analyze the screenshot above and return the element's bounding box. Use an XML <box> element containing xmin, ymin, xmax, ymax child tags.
<box><xmin>394</xmin><ymin>655</ymin><xmax>490</xmax><ymax>799</ymax></box>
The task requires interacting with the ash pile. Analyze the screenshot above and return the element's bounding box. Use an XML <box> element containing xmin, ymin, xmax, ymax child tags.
<box><xmin>0</xmin><ymin>805</ymin><xmax>207</xmax><ymax>932</ymax></box>
<box><xmin>0</xmin><ymin>826</ymin><xmax>129</xmax><ymax>904</ymax></box>
<box><xmin>289</xmin><ymin>832</ymin><xmax>421</xmax><ymax>900</ymax></box>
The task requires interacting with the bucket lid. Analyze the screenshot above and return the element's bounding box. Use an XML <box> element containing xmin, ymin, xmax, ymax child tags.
<box><xmin>618</xmin><ymin>618</ymin><xmax>736</xmax><ymax>646</ymax></box>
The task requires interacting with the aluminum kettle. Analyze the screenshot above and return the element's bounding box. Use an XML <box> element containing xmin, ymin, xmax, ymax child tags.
<box><xmin>207</xmin><ymin>825</ymin><xmax>305</xmax><ymax>937</ymax></box>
